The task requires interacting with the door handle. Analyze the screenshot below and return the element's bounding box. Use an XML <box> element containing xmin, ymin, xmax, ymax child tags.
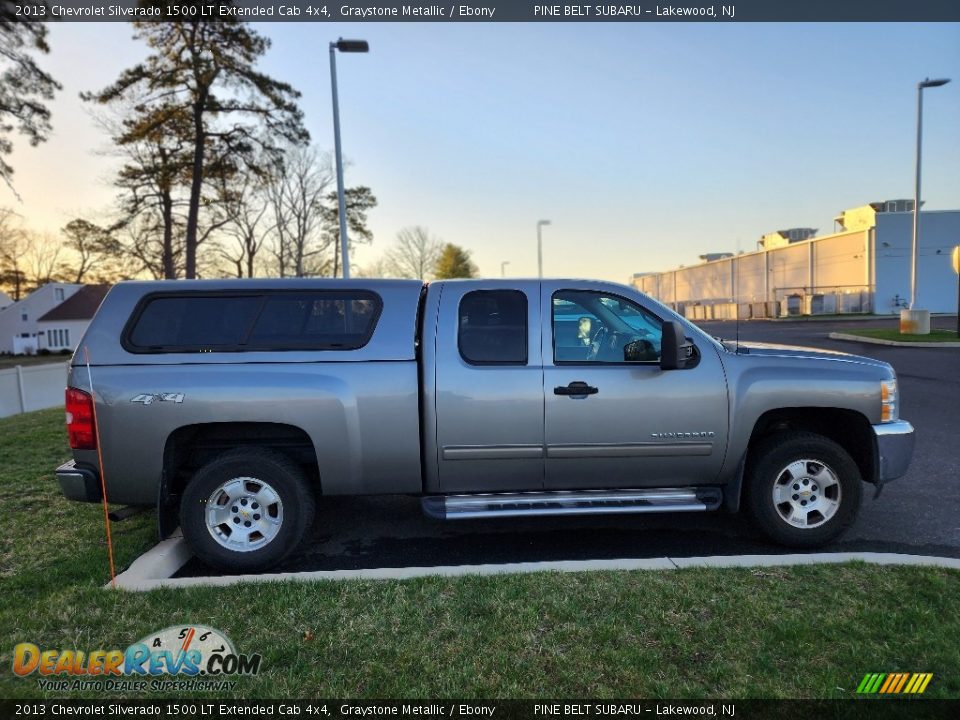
<box><xmin>554</xmin><ymin>382</ymin><xmax>599</xmax><ymax>396</ymax></box>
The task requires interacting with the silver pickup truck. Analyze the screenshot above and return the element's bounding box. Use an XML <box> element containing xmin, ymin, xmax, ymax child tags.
<box><xmin>56</xmin><ymin>278</ymin><xmax>915</xmax><ymax>571</ymax></box>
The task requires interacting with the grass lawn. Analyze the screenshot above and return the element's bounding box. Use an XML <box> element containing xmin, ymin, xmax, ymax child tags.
<box><xmin>2</xmin><ymin>409</ymin><xmax>960</xmax><ymax>700</ymax></box>
<box><xmin>844</xmin><ymin>328</ymin><xmax>959</xmax><ymax>343</ymax></box>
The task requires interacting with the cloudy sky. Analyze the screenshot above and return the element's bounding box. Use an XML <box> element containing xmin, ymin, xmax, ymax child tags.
<box><xmin>6</xmin><ymin>20</ymin><xmax>959</xmax><ymax>281</ymax></box>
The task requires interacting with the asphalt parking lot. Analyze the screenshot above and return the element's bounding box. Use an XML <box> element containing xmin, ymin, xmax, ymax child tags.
<box><xmin>178</xmin><ymin>315</ymin><xmax>959</xmax><ymax>577</ymax></box>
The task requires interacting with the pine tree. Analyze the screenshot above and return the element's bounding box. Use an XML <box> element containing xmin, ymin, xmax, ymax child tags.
<box><xmin>0</xmin><ymin>6</ymin><xmax>61</xmax><ymax>191</ymax></box>
<box><xmin>83</xmin><ymin>9</ymin><xmax>308</xmax><ymax>278</ymax></box>
<box><xmin>434</xmin><ymin>243</ymin><xmax>478</xmax><ymax>279</ymax></box>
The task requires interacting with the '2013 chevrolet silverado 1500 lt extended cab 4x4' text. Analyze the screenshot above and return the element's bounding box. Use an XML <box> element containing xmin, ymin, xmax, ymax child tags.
<box><xmin>55</xmin><ymin>278</ymin><xmax>915</xmax><ymax>571</ymax></box>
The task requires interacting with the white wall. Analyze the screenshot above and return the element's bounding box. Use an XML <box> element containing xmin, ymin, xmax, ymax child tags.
<box><xmin>0</xmin><ymin>284</ymin><xmax>82</xmax><ymax>354</ymax></box>
<box><xmin>873</xmin><ymin>212</ymin><xmax>960</xmax><ymax>314</ymax></box>
<box><xmin>0</xmin><ymin>362</ymin><xmax>68</xmax><ymax>419</ymax></box>
<box><xmin>38</xmin><ymin>318</ymin><xmax>90</xmax><ymax>352</ymax></box>
<box><xmin>631</xmin><ymin>228</ymin><xmax>876</xmax><ymax>311</ymax></box>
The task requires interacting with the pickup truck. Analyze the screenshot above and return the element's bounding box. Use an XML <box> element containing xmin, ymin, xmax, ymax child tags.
<box><xmin>56</xmin><ymin>278</ymin><xmax>915</xmax><ymax>571</ymax></box>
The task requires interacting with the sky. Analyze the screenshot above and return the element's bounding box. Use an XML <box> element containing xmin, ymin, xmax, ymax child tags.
<box><xmin>5</xmin><ymin>21</ymin><xmax>960</xmax><ymax>282</ymax></box>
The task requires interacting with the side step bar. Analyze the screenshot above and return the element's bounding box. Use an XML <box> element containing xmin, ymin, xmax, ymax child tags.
<box><xmin>421</xmin><ymin>487</ymin><xmax>722</xmax><ymax>520</ymax></box>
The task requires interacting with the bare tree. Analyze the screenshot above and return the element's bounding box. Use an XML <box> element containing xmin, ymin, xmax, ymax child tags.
<box><xmin>0</xmin><ymin>226</ymin><xmax>67</xmax><ymax>292</ymax></box>
<box><xmin>266</xmin><ymin>145</ymin><xmax>333</xmax><ymax>277</ymax></box>
<box><xmin>219</xmin><ymin>170</ymin><xmax>272</xmax><ymax>278</ymax></box>
<box><xmin>355</xmin><ymin>256</ymin><xmax>393</xmax><ymax>279</ymax></box>
<box><xmin>23</xmin><ymin>230</ymin><xmax>64</xmax><ymax>289</ymax></box>
<box><xmin>384</xmin><ymin>226</ymin><xmax>443</xmax><ymax>279</ymax></box>
<box><xmin>61</xmin><ymin>219</ymin><xmax>124</xmax><ymax>283</ymax></box>
<box><xmin>0</xmin><ymin>207</ymin><xmax>27</xmax><ymax>298</ymax></box>
<box><xmin>119</xmin><ymin>211</ymin><xmax>183</xmax><ymax>280</ymax></box>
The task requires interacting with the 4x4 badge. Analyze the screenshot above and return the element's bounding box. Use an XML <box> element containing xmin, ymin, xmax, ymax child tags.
<box><xmin>130</xmin><ymin>393</ymin><xmax>185</xmax><ymax>405</ymax></box>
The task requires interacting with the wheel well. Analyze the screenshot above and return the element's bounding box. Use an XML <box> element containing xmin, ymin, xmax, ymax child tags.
<box><xmin>162</xmin><ymin>423</ymin><xmax>321</xmax><ymax>503</ymax></box>
<box><xmin>747</xmin><ymin>408</ymin><xmax>876</xmax><ymax>484</ymax></box>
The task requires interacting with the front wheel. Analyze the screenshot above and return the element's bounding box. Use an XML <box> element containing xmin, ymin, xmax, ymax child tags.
<box><xmin>745</xmin><ymin>432</ymin><xmax>862</xmax><ymax>548</ymax></box>
<box><xmin>180</xmin><ymin>448</ymin><xmax>316</xmax><ymax>572</ymax></box>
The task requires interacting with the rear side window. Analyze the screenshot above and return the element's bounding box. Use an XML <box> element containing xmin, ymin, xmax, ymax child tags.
<box><xmin>124</xmin><ymin>291</ymin><xmax>382</xmax><ymax>353</ymax></box>
<box><xmin>458</xmin><ymin>290</ymin><xmax>528</xmax><ymax>365</ymax></box>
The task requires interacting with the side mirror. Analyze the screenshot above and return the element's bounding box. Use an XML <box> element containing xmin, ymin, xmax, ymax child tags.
<box><xmin>660</xmin><ymin>321</ymin><xmax>695</xmax><ymax>370</ymax></box>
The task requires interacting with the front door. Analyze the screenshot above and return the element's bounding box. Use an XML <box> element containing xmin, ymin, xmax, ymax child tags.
<box><xmin>543</xmin><ymin>283</ymin><xmax>729</xmax><ymax>489</ymax></box>
<box><xmin>434</xmin><ymin>282</ymin><xmax>544</xmax><ymax>493</ymax></box>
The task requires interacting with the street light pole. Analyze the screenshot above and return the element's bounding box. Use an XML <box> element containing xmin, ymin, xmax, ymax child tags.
<box><xmin>501</xmin><ymin>261</ymin><xmax>510</xmax><ymax>277</ymax></box>
<box><xmin>537</xmin><ymin>220</ymin><xmax>551</xmax><ymax>279</ymax></box>
<box><xmin>329</xmin><ymin>38</ymin><xmax>369</xmax><ymax>279</ymax></box>
<box><xmin>909</xmin><ymin>77</ymin><xmax>950</xmax><ymax>310</ymax></box>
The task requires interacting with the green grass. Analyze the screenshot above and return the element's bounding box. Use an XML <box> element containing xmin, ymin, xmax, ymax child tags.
<box><xmin>845</xmin><ymin>328</ymin><xmax>959</xmax><ymax>343</ymax></box>
<box><xmin>2</xmin><ymin>409</ymin><xmax>960</xmax><ymax>699</ymax></box>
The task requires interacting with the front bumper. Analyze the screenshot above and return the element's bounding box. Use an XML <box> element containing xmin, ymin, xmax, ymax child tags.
<box><xmin>873</xmin><ymin>420</ymin><xmax>915</xmax><ymax>483</ymax></box>
<box><xmin>55</xmin><ymin>460</ymin><xmax>102</xmax><ymax>503</ymax></box>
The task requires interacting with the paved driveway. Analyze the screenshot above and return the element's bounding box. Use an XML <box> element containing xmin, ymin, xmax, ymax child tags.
<box><xmin>178</xmin><ymin>315</ymin><xmax>959</xmax><ymax>577</ymax></box>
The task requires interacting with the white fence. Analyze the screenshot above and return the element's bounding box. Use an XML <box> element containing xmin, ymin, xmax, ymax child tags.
<box><xmin>0</xmin><ymin>362</ymin><xmax>68</xmax><ymax>419</ymax></box>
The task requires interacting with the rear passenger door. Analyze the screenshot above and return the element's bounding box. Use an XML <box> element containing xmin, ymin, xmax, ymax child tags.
<box><xmin>433</xmin><ymin>282</ymin><xmax>544</xmax><ymax>493</ymax></box>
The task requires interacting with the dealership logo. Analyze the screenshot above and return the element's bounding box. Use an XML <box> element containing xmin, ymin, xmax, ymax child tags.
<box><xmin>856</xmin><ymin>673</ymin><xmax>933</xmax><ymax>695</ymax></box>
<box><xmin>13</xmin><ymin>625</ymin><xmax>260</xmax><ymax>690</ymax></box>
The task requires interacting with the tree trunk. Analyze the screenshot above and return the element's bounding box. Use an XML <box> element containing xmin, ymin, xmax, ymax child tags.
<box><xmin>184</xmin><ymin>96</ymin><xmax>206</xmax><ymax>279</ymax></box>
<box><xmin>162</xmin><ymin>191</ymin><xmax>175</xmax><ymax>280</ymax></box>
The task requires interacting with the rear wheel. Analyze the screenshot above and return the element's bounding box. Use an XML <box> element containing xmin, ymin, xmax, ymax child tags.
<box><xmin>745</xmin><ymin>432</ymin><xmax>861</xmax><ymax>547</ymax></box>
<box><xmin>180</xmin><ymin>448</ymin><xmax>315</xmax><ymax>572</ymax></box>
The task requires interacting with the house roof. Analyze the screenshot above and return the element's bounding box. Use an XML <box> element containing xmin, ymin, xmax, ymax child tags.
<box><xmin>38</xmin><ymin>285</ymin><xmax>111</xmax><ymax>322</ymax></box>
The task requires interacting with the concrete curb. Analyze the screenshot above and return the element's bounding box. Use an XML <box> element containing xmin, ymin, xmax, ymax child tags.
<box><xmin>109</xmin><ymin>528</ymin><xmax>191</xmax><ymax>589</ymax></box>
<box><xmin>828</xmin><ymin>331</ymin><xmax>960</xmax><ymax>347</ymax></box>
<box><xmin>109</xmin><ymin>536</ymin><xmax>960</xmax><ymax>591</ymax></box>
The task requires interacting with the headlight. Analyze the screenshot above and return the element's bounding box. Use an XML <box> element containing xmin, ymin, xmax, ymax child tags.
<box><xmin>880</xmin><ymin>379</ymin><xmax>899</xmax><ymax>423</ymax></box>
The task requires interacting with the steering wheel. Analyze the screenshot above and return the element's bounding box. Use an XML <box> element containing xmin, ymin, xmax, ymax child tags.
<box><xmin>586</xmin><ymin>326</ymin><xmax>607</xmax><ymax>361</ymax></box>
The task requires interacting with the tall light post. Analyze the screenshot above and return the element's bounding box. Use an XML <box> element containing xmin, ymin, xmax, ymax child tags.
<box><xmin>501</xmin><ymin>261</ymin><xmax>510</xmax><ymax>277</ymax></box>
<box><xmin>329</xmin><ymin>37</ymin><xmax>369</xmax><ymax>279</ymax></box>
<box><xmin>904</xmin><ymin>77</ymin><xmax>950</xmax><ymax>333</ymax></box>
<box><xmin>537</xmin><ymin>220</ymin><xmax>551</xmax><ymax>279</ymax></box>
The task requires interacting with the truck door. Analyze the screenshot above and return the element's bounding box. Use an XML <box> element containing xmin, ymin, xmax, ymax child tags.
<box><xmin>430</xmin><ymin>282</ymin><xmax>544</xmax><ymax>493</ymax></box>
<box><xmin>542</xmin><ymin>282</ymin><xmax>729</xmax><ymax>489</ymax></box>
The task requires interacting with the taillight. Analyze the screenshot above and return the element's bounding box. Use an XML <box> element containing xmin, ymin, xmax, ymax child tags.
<box><xmin>65</xmin><ymin>387</ymin><xmax>96</xmax><ymax>450</ymax></box>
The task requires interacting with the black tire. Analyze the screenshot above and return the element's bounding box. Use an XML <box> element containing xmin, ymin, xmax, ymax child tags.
<box><xmin>180</xmin><ymin>448</ymin><xmax>316</xmax><ymax>572</ymax></box>
<box><xmin>745</xmin><ymin>431</ymin><xmax>862</xmax><ymax>548</ymax></box>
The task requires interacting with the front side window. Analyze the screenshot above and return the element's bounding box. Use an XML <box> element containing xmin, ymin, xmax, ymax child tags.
<box><xmin>125</xmin><ymin>291</ymin><xmax>382</xmax><ymax>353</ymax></box>
<box><xmin>458</xmin><ymin>290</ymin><xmax>528</xmax><ymax>365</ymax></box>
<box><xmin>553</xmin><ymin>290</ymin><xmax>662</xmax><ymax>363</ymax></box>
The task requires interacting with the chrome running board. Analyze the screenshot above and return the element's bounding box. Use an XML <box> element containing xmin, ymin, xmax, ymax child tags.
<box><xmin>421</xmin><ymin>487</ymin><xmax>722</xmax><ymax>520</ymax></box>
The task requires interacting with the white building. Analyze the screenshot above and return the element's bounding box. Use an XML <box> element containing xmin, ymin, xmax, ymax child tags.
<box><xmin>631</xmin><ymin>201</ymin><xmax>960</xmax><ymax>318</ymax></box>
<box><xmin>0</xmin><ymin>290</ymin><xmax>11</xmax><ymax>311</ymax></box>
<box><xmin>0</xmin><ymin>283</ymin><xmax>82</xmax><ymax>354</ymax></box>
<box><xmin>37</xmin><ymin>285</ymin><xmax>111</xmax><ymax>353</ymax></box>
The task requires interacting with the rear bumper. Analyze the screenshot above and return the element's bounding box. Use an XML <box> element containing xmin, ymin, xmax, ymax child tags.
<box><xmin>873</xmin><ymin>420</ymin><xmax>915</xmax><ymax>483</ymax></box>
<box><xmin>55</xmin><ymin>460</ymin><xmax>102</xmax><ymax>503</ymax></box>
